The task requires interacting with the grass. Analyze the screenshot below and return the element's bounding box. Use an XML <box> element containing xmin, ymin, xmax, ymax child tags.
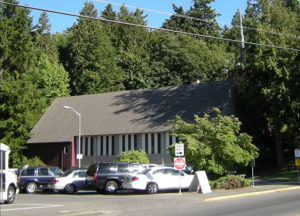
<box><xmin>254</xmin><ymin>165</ymin><xmax>300</xmax><ymax>183</ymax></box>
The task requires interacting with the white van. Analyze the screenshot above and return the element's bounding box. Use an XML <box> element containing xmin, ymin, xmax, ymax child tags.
<box><xmin>0</xmin><ymin>143</ymin><xmax>19</xmax><ymax>204</ymax></box>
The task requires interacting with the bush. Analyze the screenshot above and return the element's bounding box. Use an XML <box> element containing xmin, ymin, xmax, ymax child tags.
<box><xmin>9</xmin><ymin>152</ymin><xmax>46</xmax><ymax>168</ymax></box>
<box><xmin>117</xmin><ymin>150</ymin><xmax>150</xmax><ymax>164</ymax></box>
<box><xmin>210</xmin><ymin>175</ymin><xmax>250</xmax><ymax>190</ymax></box>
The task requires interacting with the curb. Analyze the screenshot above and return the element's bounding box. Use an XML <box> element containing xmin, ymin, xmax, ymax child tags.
<box><xmin>204</xmin><ymin>186</ymin><xmax>300</xmax><ymax>202</ymax></box>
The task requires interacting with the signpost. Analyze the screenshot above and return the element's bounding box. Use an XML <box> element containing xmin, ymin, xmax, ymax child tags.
<box><xmin>175</xmin><ymin>143</ymin><xmax>184</xmax><ymax>157</ymax></box>
<box><xmin>174</xmin><ymin>143</ymin><xmax>185</xmax><ymax>195</ymax></box>
<box><xmin>174</xmin><ymin>157</ymin><xmax>185</xmax><ymax>195</ymax></box>
<box><xmin>295</xmin><ymin>149</ymin><xmax>300</xmax><ymax>182</ymax></box>
<box><xmin>174</xmin><ymin>157</ymin><xmax>186</xmax><ymax>170</ymax></box>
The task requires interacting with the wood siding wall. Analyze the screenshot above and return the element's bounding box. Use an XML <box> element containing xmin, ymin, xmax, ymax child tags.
<box><xmin>26</xmin><ymin>142</ymin><xmax>73</xmax><ymax>170</ymax></box>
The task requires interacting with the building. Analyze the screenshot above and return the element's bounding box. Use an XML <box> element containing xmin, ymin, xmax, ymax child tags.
<box><xmin>26</xmin><ymin>81</ymin><xmax>234</xmax><ymax>170</ymax></box>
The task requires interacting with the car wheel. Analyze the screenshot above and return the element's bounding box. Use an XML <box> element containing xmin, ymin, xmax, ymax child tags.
<box><xmin>105</xmin><ymin>181</ymin><xmax>118</xmax><ymax>194</ymax></box>
<box><xmin>96</xmin><ymin>188</ymin><xmax>104</xmax><ymax>194</ymax></box>
<box><xmin>25</xmin><ymin>182</ymin><xmax>37</xmax><ymax>194</ymax></box>
<box><xmin>146</xmin><ymin>183</ymin><xmax>158</xmax><ymax>194</ymax></box>
<box><xmin>5</xmin><ymin>185</ymin><xmax>16</xmax><ymax>204</ymax></box>
<box><xmin>64</xmin><ymin>184</ymin><xmax>75</xmax><ymax>194</ymax></box>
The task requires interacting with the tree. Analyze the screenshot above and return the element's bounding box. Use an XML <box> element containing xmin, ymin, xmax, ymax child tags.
<box><xmin>162</xmin><ymin>0</ymin><xmax>221</xmax><ymax>37</ymax></box>
<box><xmin>64</xmin><ymin>2</ymin><xmax>123</xmax><ymax>95</ymax></box>
<box><xmin>235</xmin><ymin>0</ymin><xmax>299</xmax><ymax>167</ymax></box>
<box><xmin>0</xmin><ymin>0</ymin><xmax>47</xmax><ymax>150</ymax></box>
<box><xmin>117</xmin><ymin>150</ymin><xmax>150</xmax><ymax>164</ymax></box>
<box><xmin>148</xmin><ymin>31</ymin><xmax>234</xmax><ymax>86</ymax></box>
<box><xmin>170</xmin><ymin>108</ymin><xmax>259</xmax><ymax>176</ymax></box>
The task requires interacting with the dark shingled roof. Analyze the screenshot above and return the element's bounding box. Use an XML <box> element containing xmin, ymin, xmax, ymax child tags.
<box><xmin>27</xmin><ymin>81</ymin><xmax>234</xmax><ymax>144</ymax></box>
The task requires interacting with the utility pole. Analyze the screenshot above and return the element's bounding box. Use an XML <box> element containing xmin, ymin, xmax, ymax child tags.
<box><xmin>239</xmin><ymin>0</ymin><xmax>245</xmax><ymax>65</ymax></box>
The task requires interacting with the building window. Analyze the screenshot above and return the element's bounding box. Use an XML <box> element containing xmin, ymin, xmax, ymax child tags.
<box><xmin>106</xmin><ymin>137</ymin><xmax>109</xmax><ymax>155</ymax></box>
<box><xmin>122</xmin><ymin>135</ymin><xmax>125</xmax><ymax>152</ymax></box>
<box><xmin>85</xmin><ymin>137</ymin><xmax>88</xmax><ymax>156</ymax></box>
<box><xmin>64</xmin><ymin>146</ymin><xmax>69</xmax><ymax>154</ymax></box>
<box><xmin>112</xmin><ymin>136</ymin><xmax>115</xmax><ymax>155</ymax></box>
<box><xmin>91</xmin><ymin>137</ymin><xmax>94</xmax><ymax>156</ymax></box>
<box><xmin>145</xmin><ymin>134</ymin><xmax>148</xmax><ymax>154</ymax></box>
<box><xmin>151</xmin><ymin>134</ymin><xmax>154</xmax><ymax>154</ymax></box>
<box><xmin>134</xmin><ymin>135</ymin><xmax>137</xmax><ymax>150</ymax></box>
<box><xmin>158</xmin><ymin>133</ymin><xmax>161</xmax><ymax>154</ymax></box>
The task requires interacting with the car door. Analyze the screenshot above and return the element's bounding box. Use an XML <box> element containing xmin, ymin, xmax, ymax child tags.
<box><xmin>72</xmin><ymin>171</ymin><xmax>86</xmax><ymax>190</ymax></box>
<box><xmin>37</xmin><ymin>168</ymin><xmax>53</xmax><ymax>188</ymax></box>
<box><xmin>151</xmin><ymin>169</ymin><xmax>170</xmax><ymax>190</ymax></box>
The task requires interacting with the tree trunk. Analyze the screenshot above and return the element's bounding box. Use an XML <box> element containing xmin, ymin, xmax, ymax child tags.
<box><xmin>275</xmin><ymin>133</ymin><xmax>284</xmax><ymax>168</ymax></box>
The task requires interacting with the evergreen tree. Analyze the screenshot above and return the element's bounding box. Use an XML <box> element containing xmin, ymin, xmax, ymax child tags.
<box><xmin>162</xmin><ymin>0</ymin><xmax>221</xmax><ymax>37</ymax></box>
<box><xmin>0</xmin><ymin>0</ymin><xmax>47</xmax><ymax>149</ymax></box>
<box><xmin>65</xmin><ymin>2</ymin><xmax>123</xmax><ymax>95</ymax></box>
<box><xmin>235</xmin><ymin>0</ymin><xmax>299</xmax><ymax>167</ymax></box>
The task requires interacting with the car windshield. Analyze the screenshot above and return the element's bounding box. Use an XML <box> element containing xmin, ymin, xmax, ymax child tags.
<box><xmin>49</xmin><ymin>167</ymin><xmax>64</xmax><ymax>176</ymax></box>
<box><xmin>139</xmin><ymin>168</ymin><xmax>151</xmax><ymax>174</ymax></box>
<box><xmin>61</xmin><ymin>169</ymin><xmax>74</xmax><ymax>177</ymax></box>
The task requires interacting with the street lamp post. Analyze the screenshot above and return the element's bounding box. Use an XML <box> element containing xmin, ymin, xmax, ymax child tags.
<box><xmin>64</xmin><ymin>106</ymin><xmax>81</xmax><ymax>168</ymax></box>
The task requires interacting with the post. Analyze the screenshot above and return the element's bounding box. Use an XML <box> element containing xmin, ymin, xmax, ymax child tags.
<box><xmin>78</xmin><ymin>114</ymin><xmax>81</xmax><ymax>168</ymax></box>
<box><xmin>64</xmin><ymin>106</ymin><xmax>81</xmax><ymax>168</ymax></box>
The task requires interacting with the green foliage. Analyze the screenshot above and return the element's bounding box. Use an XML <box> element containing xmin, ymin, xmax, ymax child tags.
<box><xmin>117</xmin><ymin>150</ymin><xmax>150</xmax><ymax>164</ymax></box>
<box><xmin>170</xmin><ymin>108</ymin><xmax>259</xmax><ymax>176</ymax></box>
<box><xmin>233</xmin><ymin>0</ymin><xmax>300</xmax><ymax>167</ymax></box>
<box><xmin>0</xmin><ymin>1</ymin><xmax>47</xmax><ymax>150</ymax></box>
<box><xmin>210</xmin><ymin>175</ymin><xmax>251</xmax><ymax>190</ymax></box>
<box><xmin>64</xmin><ymin>2</ymin><xmax>123</xmax><ymax>95</ymax></box>
<box><xmin>10</xmin><ymin>152</ymin><xmax>46</xmax><ymax>168</ymax></box>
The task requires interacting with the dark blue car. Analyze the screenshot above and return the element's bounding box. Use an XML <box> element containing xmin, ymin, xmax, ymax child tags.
<box><xmin>18</xmin><ymin>166</ymin><xmax>63</xmax><ymax>193</ymax></box>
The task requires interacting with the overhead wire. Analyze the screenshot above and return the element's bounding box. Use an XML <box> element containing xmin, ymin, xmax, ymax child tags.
<box><xmin>93</xmin><ymin>0</ymin><xmax>300</xmax><ymax>39</ymax></box>
<box><xmin>0</xmin><ymin>1</ymin><xmax>299</xmax><ymax>52</ymax></box>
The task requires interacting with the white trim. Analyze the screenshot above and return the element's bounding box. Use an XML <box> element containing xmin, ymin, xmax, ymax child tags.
<box><xmin>87</xmin><ymin>136</ymin><xmax>91</xmax><ymax>156</ymax></box>
<box><xmin>125</xmin><ymin>135</ymin><xmax>128</xmax><ymax>152</ymax></box>
<box><xmin>165</xmin><ymin>132</ymin><xmax>170</xmax><ymax>154</ymax></box>
<box><xmin>141</xmin><ymin>134</ymin><xmax>145</xmax><ymax>151</ymax></box>
<box><xmin>97</xmin><ymin>136</ymin><xmax>100</xmax><ymax>156</ymax></box>
<box><xmin>82</xmin><ymin>136</ymin><xmax>86</xmax><ymax>156</ymax></box>
<box><xmin>131</xmin><ymin>134</ymin><xmax>134</xmax><ymax>150</ymax></box>
<box><xmin>118</xmin><ymin>135</ymin><xmax>122</xmax><ymax>154</ymax></box>
<box><xmin>108</xmin><ymin>135</ymin><xmax>112</xmax><ymax>155</ymax></box>
<box><xmin>103</xmin><ymin>136</ymin><xmax>107</xmax><ymax>156</ymax></box>
<box><xmin>147</xmin><ymin>133</ymin><xmax>151</xmax><ymax>154</ymax></box>
<box><xmin>154</xmin><ymin>133</ymin><xmax>158</xmax><ymax>154</ymax></box>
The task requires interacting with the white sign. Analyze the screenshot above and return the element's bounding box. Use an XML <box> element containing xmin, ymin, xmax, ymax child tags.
<box><xmin>174</xmin><ymin>157</ymin><xmax>186</xmax><ymax>170</ymax></box>
<box><xmin>295</xmin><ymin>149</ymin><xmax>300</xmax><ymax>158</ymax></box>
<box><xmin>175</xmin><ymin>143</ymin><xmax>184</xmax><ymax>156</ymax></box>
<box><xmin>76</xmin><ymin>154</ymin><xmax>83</xmax><ymax>159</ymax></box>
<box><xmin>188</xmin><ymin>171</ymin><xmax>212</xmax><ymax>194</ymax></box>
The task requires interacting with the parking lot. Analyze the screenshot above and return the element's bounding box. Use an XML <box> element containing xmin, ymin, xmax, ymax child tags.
<box><xmin>1</xmin><ymin>190</ymin><xmax>200</xmax><ymax>216</ymax></box>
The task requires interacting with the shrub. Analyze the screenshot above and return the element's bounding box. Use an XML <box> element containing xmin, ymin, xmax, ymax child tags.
<box><xmin>210</xmin><ymin>175</ymin><xmax>250</xmax><ymax>190</ymax></box>
<box><xmin>117</xmin><ymin>150</ymin><xmax>150</xmax><ymax>164</ymax></box>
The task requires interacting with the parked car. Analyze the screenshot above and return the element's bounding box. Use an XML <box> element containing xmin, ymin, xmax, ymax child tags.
<box><xmin>122</xmin><ymin>166</ymin><xmax>194</xmax><ymax>194</ymax></box>
<box><xmin>52</xmin><ymin>168</ymin><xmax>87</xmax><ymax>194</ymax></box>
<box><xmin>85</xmin><ymin>162</ymin><xmax>145</xmax><ymax>194</ymax></box>
<box><xmin>18</xmin><ymin>166</ymin><xmax>63</xmax><ymax>193</ymax></box>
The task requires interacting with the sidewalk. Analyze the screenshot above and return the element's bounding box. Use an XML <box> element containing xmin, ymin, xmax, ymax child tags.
<box><xmin>202</xmin><ymin>180</ymin><xmax>300</xmax><ymax>201</ymax></box>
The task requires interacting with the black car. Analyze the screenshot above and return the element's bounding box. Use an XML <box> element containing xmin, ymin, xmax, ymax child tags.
<box><xmin>18</xmin><ymin>166</ymin><xmax>64</xmax><ymax>193</ymax></box>
<box><xmin>85</xmin><ymin>162</ymin><xmax>144</xmax><ymax>194</ymax></box>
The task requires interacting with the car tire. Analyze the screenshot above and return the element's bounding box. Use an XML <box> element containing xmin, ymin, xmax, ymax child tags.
<box><xmin>64</xmin><ymin>184</ymin><xmax>75</xmax><ymax>194</ymax></box>
<box><xmin>146</xmin><ymin>183</ymin><xmax>158</xmax><ymax>194</ymax></box>
<box><xmin>105</xmin><ymin>181</ymin><xmax>118</xmax><ymax>194</ymax></box>
<box><xmin>5</xmin><ymin>185</ymin><xmax>16</xmax><ymax>204</ymax></box>
<box><xmin>25</xmin><ymin>182</ymin><xmax>37</xmax><ymax>194</ymax></box>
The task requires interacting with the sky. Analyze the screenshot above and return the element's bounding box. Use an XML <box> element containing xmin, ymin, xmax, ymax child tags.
<box><xmin>17</xmin><ymin>0</ymin><xmax>248</xmax><ymax>34</ymax></box>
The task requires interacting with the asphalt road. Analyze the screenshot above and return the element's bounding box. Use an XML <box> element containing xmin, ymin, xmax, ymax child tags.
<box><xmin>1</xmin><ymin>187</ymin><xmax>300</xmax><ymax>216</ymax></box>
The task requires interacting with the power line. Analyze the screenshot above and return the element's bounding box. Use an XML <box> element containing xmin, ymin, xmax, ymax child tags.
<box><xmin>94</xmin><ymin>0</ymin><xmax>300</xmax><ymax>39</ymax></box>
<box><xmin>0</xmin><ymin>1</ymin><xmax>299</xmax><ymax>52</ymax></box>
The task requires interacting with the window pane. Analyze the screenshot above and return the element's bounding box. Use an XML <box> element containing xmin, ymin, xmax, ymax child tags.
<box><xmin>38</xmin><ymin>168</ymin><xmax>49</xmax><ymax>176</ymax></box>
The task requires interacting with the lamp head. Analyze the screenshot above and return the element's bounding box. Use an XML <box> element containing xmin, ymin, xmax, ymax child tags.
<box><xmin>64</xmin><ymin>106</ymin><xmax>70</xmax><ymax>109</ymax></box>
